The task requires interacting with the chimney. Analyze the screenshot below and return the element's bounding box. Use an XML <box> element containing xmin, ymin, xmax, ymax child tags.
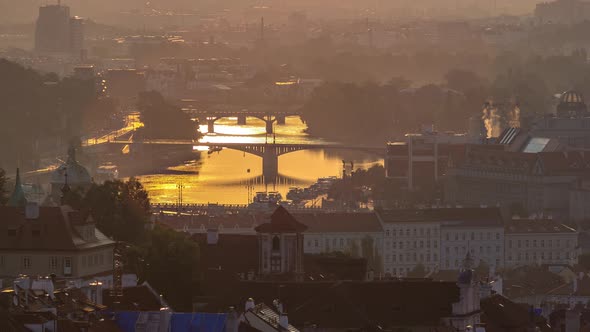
<box><xmin>579</xmin><ymin>272</ymin><xmax>585</xmax><ymax>280</ymax></box>
<box><xmin>245</xmin><ymin>298</ymin><xmax>255</xmax><ymax>312</ymax></box>
<box><xmin>25</xmin><ymin>202</ymin><xmax>40</xmax><ymax>220</ymax></box>
<box><xmin>279</xmin><ymin>313</ymin><xmax>289</xmax><ymax>330</ymax></box>
<box><xmin>207</xmin><ymin>228</ymin><xmax>219</xmax><ymax>245</ymax></box>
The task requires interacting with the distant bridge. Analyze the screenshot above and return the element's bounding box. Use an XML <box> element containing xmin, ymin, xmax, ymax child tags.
<box><xmin>182</xmin><ymin>105</ymin><xmax>303</xmax><ymax>134</ymax></box>
<box><xmin>102</xmin><ymin>140</ymin><xmax>385</xmax><ymax>178</ymax></box>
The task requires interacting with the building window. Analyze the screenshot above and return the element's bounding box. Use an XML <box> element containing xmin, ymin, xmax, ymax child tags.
<box><xmin>400</xmin><ymin>242</ymin><xmax>403</xmax><ymax>249</ymax></box>
<box><xmin>399</xmin><ymin>254</ymin><xmax>403</xmax><ymax>262</ymax></box>
<box><xmin>406</xmin><ymin>229</ymin><xmax>410</xmax><ymax>236</ymax></box>
<box><xmin>82</xmin><ymin>256</ymin><xmax>86</xmax><ymax>268</ymax></box>
<box><xmin>434</xmin><ymin>241</ymin><xmax>438</xmax><ymax>248</ymax></box>
<box><xmin>446</xmin><ymin>233</ymin><xmax>450</xmax><ymax>241</ymax></box>
<box><xmin>471</xmin><ymin>233</ymin><xmax>475</xmax><ymax>240</ymax></box>
<box><xmin>509</xmin><ymin>240</ymin><xmax>512</xmax><ymax>248</ymax></box>
<box><xmin>433</xmin><ymin>253</ymin><xmax>438</xmax><ymax>261</ymax></box>
<box><xmin>533</xmin><ymin>240</ymin><xmax>537</xmax><ymax>248</ymax></box>
<box><xmin>49</xmin><ymin>257</ymin><xmax>58</xmax><ymax>270</ymax></box>
<box><xmin>496</xmin><ymin>233</ymin><xmax>500</xmax><ymax>240</ymax></box>
<box><xmin>272</xmin><ymin>236</ymin><xmax>281</xmax><ymax>251</ymax></box>
<box><xmin>340</xmin><ymin>239</ymin><xmax>344</xmax><ymax>247</ymax></box>
<box><xmin>386</xmin><ymin>230</ymin><xmax>390</xmax><ymax>237</ymax></box>
<box><xmin>392</xmin><ymin>242</ymin><xmax>397</xmax><ymax>249</ymax></box>
<box><xmin>393</xmin><ymin>229</ymin><xmax>397</xmax><ymax>236</ymax></box>
<box><xmin>541</xmin><ymin>240</ymin><xmax>545</xmax><ymax>247</ymax></box>
<box><xmin>314</xmin><ymin>239</ymin><xmax>319</xmax><ymax>247</ymax></box>
<box><xmin>525</xmin><ymin>240</ymin><xmax>529</xmax><ymax>248</ymax></box>
<box><xmin>420</xmin><ymin>229</ymin><xmax>424</xmax><ymax>236</ymax></box>
<box><xmin>22</xmin><ymin>257</ymin><xmax>31</xmax><ymax>270</ymax></box>
<box><xmin>307</xmin><ymin>240</ymin><xmax>311</xmax><ymax>247</ymax></box>
<box><xmin>271</xmin><ymin>257</ymin><xmax>281</xmax><ymax>273</ymax></box>
<box><xmin>496</xmin><ymin>246</ymin><xmax>500</xmax><ymax>253</ymax></box>
<box><xmin>518</xmin><ymin>240</ymin><xmax>521</xmax><ymax>248</ymax></box>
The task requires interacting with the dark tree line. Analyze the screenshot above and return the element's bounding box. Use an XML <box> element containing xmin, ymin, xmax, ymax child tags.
<box><xmin>64</xmin><ymin>178</ymin><xmax>200</xmax><ymax>311</ymax></box>
<box><xmin>302</xmin><ymin>50</ymin><xmax>590</xmax><ymax>145</ymax></box>
<box><xmin>0</xmin><ymin>59</ymin><xmax>117</xmax><ymax>171</ymax></box>
<box><xmin>135</xmin><ymin>91</ymin><xmax>201</xmax><ymax>141</ymax></box>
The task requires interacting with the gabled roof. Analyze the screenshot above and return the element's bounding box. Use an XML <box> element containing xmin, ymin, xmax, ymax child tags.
<box><xmin>204</xmin><ymin>280</ymin><xmax>460</xmax><ymax>329</ymax></box>
<box><xmin>0</xmin><ymin>206</ymin><xmax>114</xmax><ymax>251</ymax></box>
<box><xmin>255</xmin><ymin>206</ymin><xmax>308</xmax><ymax>233</ymax></box>
<box><xmin>292</xmin><ymin>212</ymin><xmax>383</xmax><ymax>233</ymax></box>
<box><xmin>480</xmin><ymin>294</ymin><xmax>535</xmax><ymax>331</ymax></box>
<box><xmin>377</xmin><ymin>207</ymin><xmax>503</xmax><ymax>227</ymax></box>
<box><xmin>505</xmin><ymin>219</ymin><xmax>577</xmax><ymax>234</ymax></box>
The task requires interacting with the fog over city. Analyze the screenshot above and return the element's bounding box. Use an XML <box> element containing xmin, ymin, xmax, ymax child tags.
<box><xmin>1</xmin><ymin>0</ymin><xmax>590</xmax><ymax>331</ymax></box>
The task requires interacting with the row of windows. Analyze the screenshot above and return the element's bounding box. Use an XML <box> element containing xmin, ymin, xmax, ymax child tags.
<box><xmin>508</xmin><ymin>239</ymin><xmax>572</xmax><ymax>249</ymax></box>
<box><xmin>385</xmin><ymin>228</ymin><xmax>438</xmax><ymax>237</ymax></box>
<box><xmin>19</xmin><ymin>256</ymin><xmax>72</xmax><ymax>271</ymax></box>
<box><xmin>306</xmin><ymin>238</ymin><xmax>355</xmax><ymax>248</ymax></box>
<box><xmin>82</xmin><ymin>253</ymin><xmax>105</xmax><ymax>268</ymax></box>
<box><xmin>444</xmin><ymin>258</ymin><xmax>501</xmax><ymax>269</ymax></box>
<box><xmin>384</xmin><ymin>252</ymin><xmax>439</xmax><ymax>263</ymax></box>
<box><xmin>444</xmin><ymin>232</ymin><xmax>501</xmax><ymax>241</ymax></box>
<box><xmin>386</xmin><ymin>240</ymin><xmax>438</xmax><ymax>250</ymax></box>
<box><xmin>507</xmin><ymin>251</ymin><xmax>575</xmax><ymax>261</ymax></box>
<box><xmin>445</xmin><ymin>246</ymin><xmax>501</xmax><ymax>255</ymax></box>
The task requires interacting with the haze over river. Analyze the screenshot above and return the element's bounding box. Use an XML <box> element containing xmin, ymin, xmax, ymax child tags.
<box><xmin>133</xmin><ymin>117</ymin><xmax>382</xmax><ymax>205</ymax></box>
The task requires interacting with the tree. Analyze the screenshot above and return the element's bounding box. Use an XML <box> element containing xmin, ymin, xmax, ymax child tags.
<box><xmin>475</xmin><ymin>260</ymin><xmax>490</xmax><ymax>278</ymax></box>
<box><xmin>136</xmin><ymin>91</ymin><xmax>201</xmax><ymax>140</ymax></box>
<box><xmin>407</xmin><ymin>264</ymin><xmax>426</xmax><ymax>278</ymax></box>
<box><xmin>361</xmin><ymin>236</ymin><xmax>382</xmax><ymax>273</ymax></box>
<box><xmin>128</xmin><ymin>225</ymin><xmax>200</xmax><ymax>311</ymax></box>
<box><xmin>82</xmin><ymin>178</ymin><xmax>150</xmax><ymax>244</ymax></box>
<box><xmin>0</xmin><ymin>168</ymin><xmax>7</xmax><ymax>206</ymax></box>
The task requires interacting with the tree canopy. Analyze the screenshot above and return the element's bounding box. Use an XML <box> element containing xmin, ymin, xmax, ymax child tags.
<box><xmin>135</xmin><ymin>91</ymin><xmax>201</xmax><ymax>140</ymax></box>
<box><xmin>82</xmin><ymin>178</ymin><xmax>150</xmax><ymax>244</ymax></box>
<box><xmin>0</xmin><ymin>168</ymin><xmax>7</xmax><ymax>206</ymax></box>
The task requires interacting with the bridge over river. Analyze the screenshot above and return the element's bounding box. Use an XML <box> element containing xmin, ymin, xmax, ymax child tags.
<box><xmin>94</xmin><ymin>140</ymin><xmax>385</xmax><ymax>178</ymax></box>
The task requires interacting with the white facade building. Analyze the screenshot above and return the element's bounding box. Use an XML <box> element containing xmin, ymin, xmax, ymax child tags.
<box><xmin>378</xmin><ymin>208</ymin><xmax>504</xmax><ymax>277</ymax></box>
<box><xmin>505</xmin><ymin>219</ymin><xmax>578</xmax><ymax>268</ymax></box>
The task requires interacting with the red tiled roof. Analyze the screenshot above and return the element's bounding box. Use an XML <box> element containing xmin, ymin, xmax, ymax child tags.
<box><xmin>203</xmin><ymin>280</ymin><xmax>460</xmax><ymax>329</ymax></box>
<box><xmin>377</xmin><ymin>207</ymin><xmax>503</xmax><ymax>226</ymax></box>
<box><xmin>255</xmin><ymin>206</ymin><xmax>308</xmax><ymax>233</ymax></box>
<box><xmin>505</xmin><ymin>219</ymin><xmax>577</xmax><ymax>234</ymax></box>
<box><xmin>292</xmin><ymin>212</ymin><xmax>382</xmax><ymax>233</ymax></box>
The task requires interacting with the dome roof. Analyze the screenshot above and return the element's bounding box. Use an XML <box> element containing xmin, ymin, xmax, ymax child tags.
<box><xmin>560</xmin><ymin>90</ymin><xmax>585</xmax><ymax>104</ymax></box>
<box><xmin>51</xmin><ymin>146</ymin><xmax>92</xmax><ymax>185</ymax></box>
<box><xmin>557</xmin><ymin>90</ymin><xmax>587</xmax><ymax>118</ymax></box>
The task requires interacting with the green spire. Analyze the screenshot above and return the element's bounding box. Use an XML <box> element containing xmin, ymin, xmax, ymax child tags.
<box><xmin>7</xmin><ymin>168</ymin><xmax>27</xmax><ymax>207</ymax></box>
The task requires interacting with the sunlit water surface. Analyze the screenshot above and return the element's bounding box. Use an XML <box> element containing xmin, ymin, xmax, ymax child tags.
<box><xmin>132</xmin><ymin>117</ymin><xmax>382</xmax><ymax>204</ymax></box>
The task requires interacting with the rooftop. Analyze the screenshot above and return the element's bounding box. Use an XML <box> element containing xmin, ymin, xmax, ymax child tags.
<box><xmin>377</xmin><ymin>207</ymin><xmax>503</xmax><ymax>227</ymax></box>
<box><xmin>505</xmin><ymin>219</ymin><xmax>577</xmax><ymax>234</ymax></box>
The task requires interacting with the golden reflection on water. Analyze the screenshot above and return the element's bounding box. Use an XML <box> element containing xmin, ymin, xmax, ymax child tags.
<box><xmin>134</xmin><ymin>116</ymin><xmax>382</xmax><ymax>204</ymax></box>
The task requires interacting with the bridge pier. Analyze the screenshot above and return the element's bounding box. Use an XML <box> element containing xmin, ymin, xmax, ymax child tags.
<box><xmin>262</xmin><ymin>147</ymin><xmax>279</xmax><ymax>179</ymax></box>
<box><xmin>265</xmin><ymin>121</ymin><xmax>274</xmax><ymax>134</ymax></box>
<box><xmin>237</xmin><ymin>115</ymin><xmax>247</xmax><ymax>125</ymax></box>
<box><xmin>276</xmin><ymin>115</ymin><xmax>286</xmax><ymax>125</ymax></box>
<box><xmin>207</xmin><ymin>117</ymin><xmax>220</xmax><ymax>133</ymax></box>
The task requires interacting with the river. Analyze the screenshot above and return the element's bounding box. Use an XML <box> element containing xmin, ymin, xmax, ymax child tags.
<box><xmin>133</xmin><ymin>116</ymin><xmax>383</xmax><ymax>205</ymax></box>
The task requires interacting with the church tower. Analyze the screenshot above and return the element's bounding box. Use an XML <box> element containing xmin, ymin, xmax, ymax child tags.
<box><xmin>255</xmin><ymin>206</ymin><xmax>307</xmax><ymax>281</ymax></box>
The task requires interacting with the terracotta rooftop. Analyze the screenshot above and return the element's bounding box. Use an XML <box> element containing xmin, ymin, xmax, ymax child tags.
<box><xmin>0</xmin><ymin>206</ymin><xmax>114</xmax><ymax>251</ymax></box>
<box><xmin>377</xmin><ymin>207</ymin><xmax>503</xmax><ymax>226</ymax></box>
<box><xmin>505</xmin><ymin>219</ymin><xmax>577</xmax><ymax>234</ymax></box>
<box><xmin>292</xmin><ymin>212</ymin><xmax>383</xmax><ymax>233</ymax></box>
<box><xmin>203</xmin><ymin>280</ymin><xmax>460</xmax><ymax>329</ymax></box>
